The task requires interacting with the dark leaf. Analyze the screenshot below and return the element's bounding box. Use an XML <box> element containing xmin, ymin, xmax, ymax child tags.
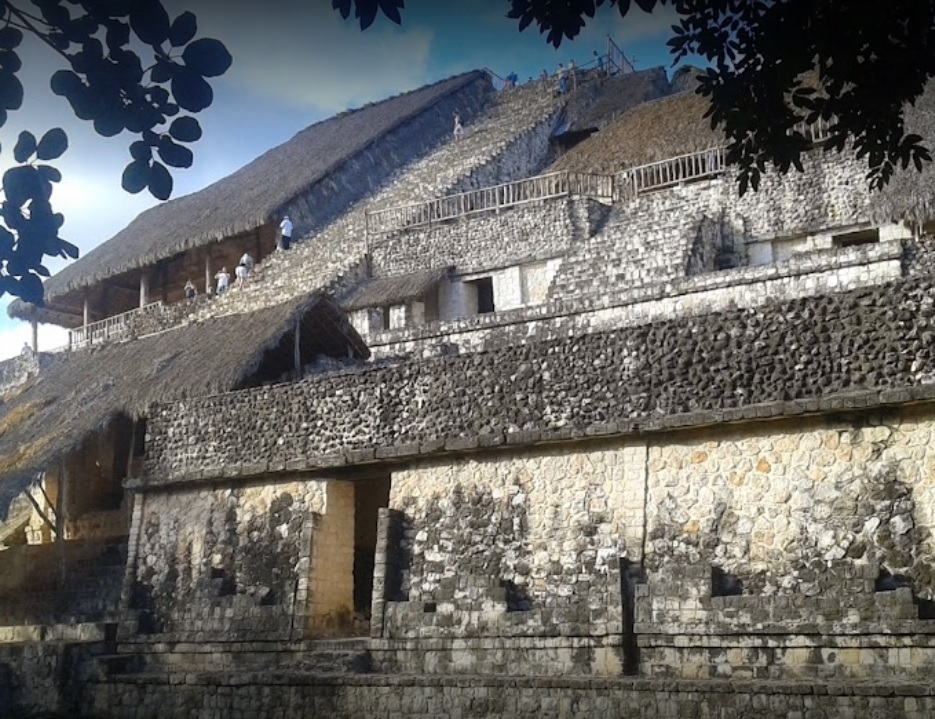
<box><xmin>0</xmin><ymin>26</ymin><xmax>23</xmax><ymax>49</ymax></box>
<box><xmin>332</xmin><ymin>0</ymin><xmax>352</xmax><ymax>19</ymax></box>
<box><xmin>0</xmin><ymin>70</ymin><xmax>23</xmax><ymax>111</ymax></box>
<box><xmin>58</xmin><ymin>238</ymin><xmax>78</xmax><ymax>259</ymax></box>
<box><xmin>181</xmin><ymin>38</ymin><xmax>232</xmax><ymax>78</ymax></box>
<box><xmin>17</xmin><ymin>274</ymin><xmax>44</xmax><ymax>306</ymax></box>
<box><xmin>157</xmin><ymin>136</ymin><xmax>193</xmax><ymax>168</ymax></box>
<box><xmin>35</xmin><ymin>127</ymin><xmax>68</xmax><ymax>160</ymax></box>
<box><xmin>49</xmin><ymin>69</ymin><xmax>80</xmax><ymax>97</ymax></box>
<box><xmin>13</xmin><ymin>130</ymin><xmax>36</xmax><ymax>162</ymax></box>
<box><xmin>168</xmin><ymin>11</ymin><xmax>197</xmax><ymax>47</ymax></box>
<box><xmin>129</xmin><ymin>140</ymin><xmax>152</xmax><ymax>161</ymax></box>
<box><xmin>36</xmin><ymin>165</ymin><xmax>62</xmax><ymax>184</ymax></box>
<box><xmin>122</xmin><ymin>158</ymin><xmax>150</xmax><ymax>194</ymax></box>
<box><xmin>105</xmin><ymin>20</ymin><xmax>130</xmax><ymax>52</ymax></box>
<box><xmin>129</xmin><ymin>0</ymin><xmax>171</xmax><ymax>46</ymax></box>
<box><xmin>171</xmin><ymin>67</ymin><xmax>213</xmax><ymax>112</ymax></box>
<box><xmin>168</xmin><ymin>115</ymin><xmax>202</xmax><ymax>142</ymax></box>
<box><xmin>3</xmin><ymin>165</ymin><xmax>41</xmax><ymax>207</ymax></box>
<box><xmin>147</xmin><ymin>160</ymin><xmax>172</xmax><ymax>200</ymax></box>
<box><xmin>150</xmin><ymin>58</ymin><xmax>174</xmax><ymax>83</ymax></box>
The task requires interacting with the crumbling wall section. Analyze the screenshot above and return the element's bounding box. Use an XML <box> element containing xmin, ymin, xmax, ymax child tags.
<box><xmin>549</xmin><ymin>148</ymin><xmax>870</xmax><ymax>300</ymax></box>
<box><xmin>129</xmin><ymin>479</ymin><xmax>322</xmax><ymax>642</ymax></box>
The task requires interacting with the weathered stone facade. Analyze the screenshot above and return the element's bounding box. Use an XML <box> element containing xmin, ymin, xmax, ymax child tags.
<box><xmin>9</xmin><ymin>66</ymin><xmax>935</xmax><ymax>719</ymax></box>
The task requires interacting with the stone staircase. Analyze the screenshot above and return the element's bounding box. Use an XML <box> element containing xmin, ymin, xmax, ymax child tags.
<box><xmin>98</xmin><ymin>638</ymin><xmax>373</xmax><ymax>680</ymax></box>
<box><xmin>191</xmin><ymin>80</ymin><xmax>567</xmax><ymax>321</ymax></box>
<box><xmin>547</xmin><ymin>193</ymin><xmax>702</xmax><ymax>301</ymax></box>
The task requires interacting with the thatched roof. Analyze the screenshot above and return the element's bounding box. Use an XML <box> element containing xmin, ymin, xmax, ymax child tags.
<box><xmin>8</xmin><ymin>71</ymin><xmax>488</xmax><ymax>322</ymax></box>
<box><xmin>549</xmin><ymin>89</ymin><xmax>720</xmax><ymax>175</ymax></box>
<box><xmin>562</xmin><ymin>66</ymin><xmax>672</xmax><ymax>133</ymax></box>
<box><xmin>340</xmin><ymin>267</ymin><xmax>451</xmax><ymax>311</ymax></box>
<box><xmin>869</xmin><ymin>80</ymin><xmax>935</xmax><ymax>223</ymax></box>
<box><xmin>0</xmin><ymin>295</ymin><xmax>367</xmax><ymax>518</ymax></box>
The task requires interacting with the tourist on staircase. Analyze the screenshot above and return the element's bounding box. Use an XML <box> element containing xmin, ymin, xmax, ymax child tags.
<box><xmin>279</xmin><ymin>215</ymin><xmax>293</xmax><ymax>250</ymax></box>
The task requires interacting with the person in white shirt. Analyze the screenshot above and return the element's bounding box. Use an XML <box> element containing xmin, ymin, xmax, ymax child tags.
<box><xmin>239</xmin><ymin>252</ymin><xmax>254</xmax><ymax>274</ymax></box>
<box><xmin>215</xmin><ymin>267</ymin><xmax>230</xmax><ymax>295</ymax></box>
<box><xmin>279</xmin><ymin>215</ymin><xmax>293</xmax><ymax>250</ymax></box>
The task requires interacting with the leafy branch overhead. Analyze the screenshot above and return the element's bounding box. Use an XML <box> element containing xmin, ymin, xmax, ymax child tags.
<box><xmin>339</xmin><ymin>0</ymin><xmax>935</xmax><ymax>195</ymax></box>
<box><xmin>0</xmin><ymin>0</ymin><xmax>231</xmax><ymax>305</ymax></box>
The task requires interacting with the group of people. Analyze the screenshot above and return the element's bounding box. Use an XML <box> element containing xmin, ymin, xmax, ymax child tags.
<box><xmin>181</xmin><ymin>213</ymin><xmax>294</xmax><ymax>301</ymax></box>
<box><xmin>183</xmin><ymin>251</ymin><xmax>257</xmax><ymax>301</ymax></box>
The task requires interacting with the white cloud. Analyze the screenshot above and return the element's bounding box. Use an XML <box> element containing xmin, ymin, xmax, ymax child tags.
<box><xmin>0</xmin><ymin>313</ymin><xmax>69</xmax><ymax>361</ymax></box>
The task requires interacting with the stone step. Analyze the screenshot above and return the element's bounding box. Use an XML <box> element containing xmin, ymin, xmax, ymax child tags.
<box><xmin>191</xmin><ymin>84</ymin><xmax>567</xmax><ymax>323</ymax></box>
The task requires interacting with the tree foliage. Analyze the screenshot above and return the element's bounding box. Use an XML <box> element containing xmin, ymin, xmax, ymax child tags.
<box><xmin>0</xmin><ymin>0</ymin><xmax>231</xmax><ymax>305</ymax></box>
<box><xmin>338</xmin><ymin>0</ymin><xmax>935</xmax><ymax>196</ymax></box>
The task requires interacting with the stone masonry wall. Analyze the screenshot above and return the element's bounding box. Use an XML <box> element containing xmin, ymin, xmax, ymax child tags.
<box><xmin>0</xmin><ymin>634</ymin><xmax>105</xmax><ymax>717</ymax></box>
<box><xmin>129</xmin><ymin>479</ymin><xmax>323</xmax><ymax>642</ymax></box>
<box><xmin>549</xmin><ymin>148</ymin><xmax>871</xmax><ymax>300</ymax></box>
<box><xmin>0</xmin><ymin>349</ymin><xmax>42</xmax><ymax>396</ymax></box>
<box><xmin>86</xmin><ymin>666</ymin><xmax>935</xmax><ymax>719</ymax></box>
<box><xmin>366</xmin><ymin>239</ymin><xmax>901</xmax><ymax>359</ymax></box>
<box><xmin>385</xmin><ymin>445</ymin><xmax>645</xmax><ymax>635</ymax></box>
<box><xmin>146</xmin><ymin>274</ymin><xmax>935</xmax><ymax>485</ymax></box>
<box><xmin>369</xmin><ymin>197</ymin><xmax>608</xmax><ymax>278</ymax></box>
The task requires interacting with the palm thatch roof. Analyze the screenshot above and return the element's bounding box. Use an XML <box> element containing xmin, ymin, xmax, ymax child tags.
<box><xmin>0</xmin><ymin>295</ymin><xmax>367</xmax><ymax>518</ymax></box>
<box><xmin>869</xmin><ymin>80</ymin><xmax>935</xmax><ymax>223</ymax></box>
<box><xmin>8</xmin><ymin>71</ymin><xmax>489</xmax><ymax>322</ymax></box>
<box><xmin>340</xmin><ymin>267</ymin><xmax>451</xmax><ymax>311</ymax></box>
<box><xmin>562</xmin><ymin>66</ymin><xmax>672</xmax><ymax>133</ymax></box>
<box><xmin>548</xmin><ymin>89</ymin><xmax>721</xmax><ymax>175</ymax></box>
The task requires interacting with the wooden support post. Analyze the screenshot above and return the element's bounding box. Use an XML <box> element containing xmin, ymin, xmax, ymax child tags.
<box><xmin>30</xmin><ymin>319</ymin><xmax>37</xmax><ymax>352</ymax></box>
<box><xmin>204</xmin><ymin>253</ymin><xmax>212</xmax><ymax>295</ymax></box>
<box><xmin>139</xmin><ymin>273</ymin><xmax>149</xmax><ymax>308</ymax></box>
<box><xmin>57</xmin><ymin>460</ymin><xmax>67</xmax><ymax>588</ymax></box>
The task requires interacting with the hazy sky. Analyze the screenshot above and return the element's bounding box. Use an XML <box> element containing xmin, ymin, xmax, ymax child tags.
<box><xmin>0</xmin><ymin>0</ymin><xmax>681</xmax><ymax>358</ymax></box>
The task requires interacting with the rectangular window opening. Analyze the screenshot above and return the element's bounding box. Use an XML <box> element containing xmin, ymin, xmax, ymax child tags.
<box><xmin>832</xmin><ymin>228</ymin><xmax>879</xmax><ymax>249</ymax></box>
<box><xmin>470</xmin><ymin>277</ymin><xmax>495</xmax><ymax>315</ymax></box>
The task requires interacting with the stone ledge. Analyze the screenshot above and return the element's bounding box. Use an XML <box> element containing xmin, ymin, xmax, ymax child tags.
<box><xmin>137</xmin><ymin>383</ymin><xmax>935</xmax><ymax>489</ymax></box>
<box><xmin>92</xmin><ymin>671</ymin><xmax>935</xmax><ymax>698</ymax></box>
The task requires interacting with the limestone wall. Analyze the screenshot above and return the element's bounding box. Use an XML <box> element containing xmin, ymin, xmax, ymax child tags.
<box><xmin>0</xmin><ymin>631</ymin><xmax>104</xmax><ymax>717</ymax></box>
<box><xmin>0</xmin><ymin>349</ymin><xmax>41</xmax><ymax>396</ymax></box>
<box><xmin>385</xmin><ymin>445</ymin><xmax>644</xmax><ymax>633</ymax></box>
<box><xmin>366</xmin><ymin>238</ymin><xmax>901</xmax><ymax>359</ymax></box>
<box><xmin>368</xmin><ymin>193</ymin><xmax>606</xmax><ymax>281</ymax></box>
<box><xmin>86</xmin><ymin>658</ymin><xmax>935</xmax><ymax>719</ymax></box>
<box><xmin>129</xmin><ymin>479</ymin><xmax>322</xmax><ymax>642</ymax></box>
<box><xmin>145</xmin><ymin>274</ymin><xmax>935</xmax><ymax>482</ymax></box>
<box><xmin>549</xmin><ymin>149</ymin><xmax>871</xmax><ymax>301</ymax></box>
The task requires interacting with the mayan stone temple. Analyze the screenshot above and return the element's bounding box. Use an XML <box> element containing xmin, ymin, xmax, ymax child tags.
<box><xmin>3</xmin><ymin>60</ymin><xmax>935</xmax><ymax>717</ymax></box>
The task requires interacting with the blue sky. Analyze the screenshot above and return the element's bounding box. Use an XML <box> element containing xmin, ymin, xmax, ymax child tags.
<box><xmin>0</xmin><ymin>0</ymin><xmax>681</xmax><ymax>358</ymax></box>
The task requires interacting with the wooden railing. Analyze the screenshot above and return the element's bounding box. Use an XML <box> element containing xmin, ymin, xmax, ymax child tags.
<box><xmin>68</xmin><ymin>301</ymin><xmax>163</xmax><ymax>349</ymax></box>
<box><xmin>792</xmin><ymin>116</ymin><xmax>834</xmax><ymax>143</ymax></box>
<box><xmin>616</xmin><ymin>147</ymin><xmax>727</xmax><ymax>200</ymax></box>
<box><xmin>366</xmin><ymin>171</ymin><xmax>614</xmax><ymax>236</ymax></box>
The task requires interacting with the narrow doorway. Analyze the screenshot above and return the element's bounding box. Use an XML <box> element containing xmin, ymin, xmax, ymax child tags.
<box><xmin>353</xmin><ymin>477</ymin><xmax>391</xmax><ymax>620</ymax></box>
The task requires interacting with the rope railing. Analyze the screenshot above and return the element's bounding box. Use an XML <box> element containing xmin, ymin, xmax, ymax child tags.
<box><xmin>68</xmin><ymin>301</ymin><xmax>163</xmax><ymax>349</ymax></box>
<box><xmin>615</xmin><ymin>147</ymin><xmax>727</xmax><ymax>200</ymax></box>
<box><xmin>366</xmin><ymin>170</ymin><xmax>615</xmax><ymax>236</ymax></box>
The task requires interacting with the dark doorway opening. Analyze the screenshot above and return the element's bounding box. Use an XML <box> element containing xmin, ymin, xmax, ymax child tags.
<box><xmin>353</xmin><ymin>477</ymin><xmax>391</xmax><ymax>617</ymax></box>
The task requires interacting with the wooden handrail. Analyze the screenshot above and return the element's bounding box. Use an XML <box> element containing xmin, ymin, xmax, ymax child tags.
<box><xmin>366</xmin><ymin>170</ymin><xmax>614</xmax><ymax>236</ymax></box>
<box><xmin>615</xmin><ymin>147</ymin><xmax>727</xmax><ymax>200</ymax></box>
<box><xmin>68</xmin><ymin>301</ymin><xmax>163</xmax><ymax>349</ymax></box>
